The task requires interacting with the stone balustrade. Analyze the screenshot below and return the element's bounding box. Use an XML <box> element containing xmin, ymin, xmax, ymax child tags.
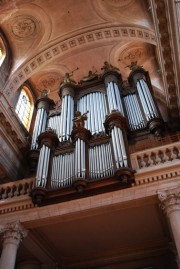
<box><xmin>130</xmin><ymin>141</ymin><xmax>180</xmax><ymax>185</ymax></box>
<box><xmin>130</xmin><ymin>141</ymin><xmax>180</xmax><ymax>170</ymax></box>
<box><xmin>0</xmin><ymin>178</ymin><xmax>34</xmax><ymax>200</ymax></box>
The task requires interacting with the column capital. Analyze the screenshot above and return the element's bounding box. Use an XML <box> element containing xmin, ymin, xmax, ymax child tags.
<box><xmin>0</xmin><ymin>221</ymin><xmax>28</xmax><ymax>247</ymax></box>
<box><xmin>158</xmin><ymin>187</ymin><xmax>180</xmax><ymax>216</ymax></box>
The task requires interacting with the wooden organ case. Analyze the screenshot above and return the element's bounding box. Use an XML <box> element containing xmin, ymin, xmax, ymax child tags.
<box><xmin>30</xmin><ymin>63</ymin><xmax>164</xmax><ymax>205</ymax></box>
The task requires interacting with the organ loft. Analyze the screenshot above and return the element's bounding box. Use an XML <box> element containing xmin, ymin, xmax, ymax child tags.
<box><xmin>0</xmin><ymin>1</ymin><xmax>180</xmax><ymax>269</ymax></box>
<box><xmin>29</xmin><ymin>61</ymin><xmax>164</xmax><ymax>205</ymax></box>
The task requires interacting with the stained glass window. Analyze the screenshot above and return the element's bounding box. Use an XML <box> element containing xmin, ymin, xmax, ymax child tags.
<box><xmin>15</xmin><ymin>87</ymin><xmax>34</xmax><ymax>130</ymax></box>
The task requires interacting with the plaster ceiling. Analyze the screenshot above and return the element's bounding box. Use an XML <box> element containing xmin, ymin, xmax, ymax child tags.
<box><xmin>0</xmin><ymin>0</ymin><xmax>164</xmax><ymax>104</ymax></box>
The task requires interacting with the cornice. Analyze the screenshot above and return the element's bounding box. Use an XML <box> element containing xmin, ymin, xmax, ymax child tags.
<box><xmin>151</xmin><ymin>0</ymin><xmax>180</xmax><ymax>120</ymax></box>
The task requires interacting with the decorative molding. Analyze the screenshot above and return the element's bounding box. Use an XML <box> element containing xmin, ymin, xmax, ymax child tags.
<box><xmin>0</xmin><ymin>220</ymin><xmax>28</xmax><ymax>245</ymax></box>
<box><xmin>3</xmin><ymin>25</ymin><xmax>156</xmax><ymax>97</ymax></box>
<box><xmin>152</xmin><ymin>0</ymin><xmax>179</xmax><ymax>118</ymax></box>
<box><xmin>158</xmin><ymin>187</ymin><xmax>180</xmax><ymax>216</ymax></box>
<box><xmin>36</xmin><ymin>72</ymin><xmax>61</xmax><ymax>93</ymax></box>
<box><xmin>9</xmin><ymin>15</ymin><xmax>41</xmax><ymax>39</ymax></box>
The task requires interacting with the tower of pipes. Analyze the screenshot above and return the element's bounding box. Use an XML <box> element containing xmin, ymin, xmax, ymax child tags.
<box><xmin>30</xmin><ymin>62</ymin><xmax>164</xmax><ymax>205</ymax></box>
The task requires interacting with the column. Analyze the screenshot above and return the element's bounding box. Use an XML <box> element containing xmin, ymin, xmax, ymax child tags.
<box><xmin>158</xmin><ymin>187</ymin><xmax>180</xmax><ymax>267</ymax></box>
<box><xmin>0</xmin><ymin>221</ymin><xmax>28</xmax><ymax>269</ymax></box>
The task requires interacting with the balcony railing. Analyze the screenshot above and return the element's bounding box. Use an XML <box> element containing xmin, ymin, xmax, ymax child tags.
<box><xmin>0</xmin><ymin>178</ymin><xmax>34</xmax><ymax>201</ymax></box>
<box><xmin>130</xmin><ymin>141</ymin><xmax>180</xmax><ymax>185</ymax></box>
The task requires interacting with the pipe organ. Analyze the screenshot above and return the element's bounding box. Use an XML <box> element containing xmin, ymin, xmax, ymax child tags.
<box><xmin>30</xmin><ymin>63</ymin><xmax>164</xmax><ymax>204</ymax></box>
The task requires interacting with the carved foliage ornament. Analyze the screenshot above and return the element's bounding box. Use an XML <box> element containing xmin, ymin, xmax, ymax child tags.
<box><xmin>0</xmin><ymin>221</ymin><xmax>28</xmax><ymax>245</ymax></box>
<box><xmin>158</xmin><ymin>188</ymin><xmax>180</xmax><ymax>215</ymax></box>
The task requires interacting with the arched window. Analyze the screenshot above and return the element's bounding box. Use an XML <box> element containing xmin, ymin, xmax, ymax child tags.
<box><xmin>0</xmin><ymin>37</ymin><xmax>6</xmax><ymax>67</ymax></box>
<box><xmin>15</xmin><ymin>86</ymin><xmax>34</xmax><ymax>130</ymax></box>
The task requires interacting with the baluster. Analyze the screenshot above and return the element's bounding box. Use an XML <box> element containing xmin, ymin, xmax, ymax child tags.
<box><xmin>162</xmin><ymin>149</ymin><xmax>170</xmax><ymax>162</ymax></box>
<box><xmin>20</xmin><ymin>184</ymin><xmax>26</xmax><ymax>195</ymax></box>
<box><xmin>8</xmin><ymin>186</ymin><xmax>14</xmax><ymax>198</ymax></box>
<box><xmin>14</xmin><ymin>185</ymin><xmax>20</xmax><ymax>196</ymax></box>
<box><xmin>170</xmin><ymin>147</ymin><xmax>178</xmax><ymax>160</ymax></box>
<box><xmin>155</xmin><ymin>151</ymin><xmax>162</xmax><ymax>164</ymax></box>
<box><xmin>143</xmin><ymin>154</ymin><xmax>148</xmax><ymax>168</ymax></box>
<box><xmin>2</xmin><ymin>188</ymin><xmax>8</xmax><ymax>199</ymax></box>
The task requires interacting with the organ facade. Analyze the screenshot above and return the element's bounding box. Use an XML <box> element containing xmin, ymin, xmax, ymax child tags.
<box><xmin>30</xmin><ymin>63</ymin><xmax>164</xmax><ymax>205</ymax></box>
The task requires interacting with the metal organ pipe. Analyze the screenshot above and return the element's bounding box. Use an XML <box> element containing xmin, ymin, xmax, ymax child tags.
<box><xmin>106</xmin><ymin>82</ymin><xmax>124</xmax><ymax>115</ymax></box>
<box><xmin>74</xmin><ymin>138</ymin><xmax>86</xmax><ymax>179</ymax></box>
<box><xmin>59</xmin><ymin>95</ymin><xmax>74</xmax><ymax>142</ymax></box>
<box><xmin>51</xmin><ymin>152</ymin><xmax>75</xmax><ymax>189</ymax></box>
<box><xmin>141</xmin><ymin>79</ymin><xmax>159</xmax><ymax>117</ymax></box>
<box><xmin>77</xmin><ymin>92</ymin><xmax>107</xmax><ymax>135</ymax></box>
<box><xmin>35</xmin><ymin>145</ymin><xmax>51</xmax><ymax>188</ymax></box>
<box><xmin>111</xmin><ymin>125</ymin><xmax>128</xmax><ymax>169</ymax></box>
<box><xmin>31</xmin><ymin>108</ymin><xmax>48</xmax><ymax>149</ymax></box>
<box><xmin>131</xmin><ymin>94</ymin><xmax>145</xmax><ymax>128</ymax></box>
<box><xmin>124</xmin><ymin>94</ymin><xmax>145</xmax><ymax>130</ymax></box>
<box><xmin>137</xmin><ymin>79</ymin><xmax>160</xmax><ymax>121</ymax></box>
<box><xmin>89</xmin><ymin>143</ymin><xmax>113</xmax><ymax>179</ymax></box>
<box><xmin>136</xmin><ymin>81</ymin><xmax>150</xmax><ymax>120</ymax></box>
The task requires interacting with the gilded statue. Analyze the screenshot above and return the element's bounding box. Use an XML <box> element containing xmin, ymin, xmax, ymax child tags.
<box><xmin>40</xmin><ymin>89</ymin><xmax>50</xmax><ymax>97</ymax></box>
<box><xmin>61</xmin><ymin>67</ymin><xmax>79</xmax><ymax>84</ymax></box>
<box><xmin>73</xmin><ymin>111</ymin><xmax>89</xmax><ymax>128</ymax></box>
<box><xmin>81</xmin><ymin>70</ymin><xmax>99</xmax><ymax>83</ymax></box>
<box><xmin>101</xmin><ymin>61</ymin><xmax>119</xmax><ymax>72</ymax></box>
<box><xmin>126</xmin><ymin>61</ymin><xmax>143</xmax><ymax>71</ymax></box>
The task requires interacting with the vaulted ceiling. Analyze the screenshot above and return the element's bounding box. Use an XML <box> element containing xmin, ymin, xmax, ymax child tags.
<box><xmin>0</xmin><ymin>0</ymin><xmax>165</xmax><ymax>103</ymax></box>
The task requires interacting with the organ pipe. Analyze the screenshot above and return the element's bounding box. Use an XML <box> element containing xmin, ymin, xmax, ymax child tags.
<box><xmin>74</xmin><ymin>138</ymin><xmax>86</xmax><ymax>178</ymax></box>
<box><xmin>77</xmin><ymin>92</ymin><xmax>107</xmax><ymax>134</ymax></box>
<box><xmin>89</xmin><ymin>143</ymin><xmax>113</xmax><ymax>179</ymax></box>
<box><xmin>34</xmin><ymin>129</ymin><xmax>58</xmax><ymax>190</ymax></box>
<box><xmin>58</xmin><ymin>84</ymin><xmax>75</xmax><ymax>142</ymax></box>
<box><xmin>31</xmin><ymin>96</ymin><xmax>53</xmax><ymax>150</ymax></box>
<box><xmin>51</xmin><ymin>152</ymin><xmax>75</xmax><ymax>189</ymax></box>
<box><xmin>124</xmin><ymin>94</ymin><xmax>145</xmax><ymax>130</ymax></box>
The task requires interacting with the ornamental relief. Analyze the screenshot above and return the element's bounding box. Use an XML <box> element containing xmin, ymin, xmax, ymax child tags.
<box><xmin>9</xmin><ymin>15</ymin><xmax>40</xmax><ymax>39</ymax></box>
<box><xmin>36</xmin><ymin>73</ymin><xmax>61</xmax><ymax>93</ymax></box>
<box><xmin>118</xmin><ymin>46</ymin><xmax>152</xmax><ymax>67</ymax></box>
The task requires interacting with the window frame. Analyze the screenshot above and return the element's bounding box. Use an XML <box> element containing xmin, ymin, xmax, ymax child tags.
<box><xmin>15</xmin><ymin>86</ymin><xmax>34</xmax><ymax>131</ymax></box>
